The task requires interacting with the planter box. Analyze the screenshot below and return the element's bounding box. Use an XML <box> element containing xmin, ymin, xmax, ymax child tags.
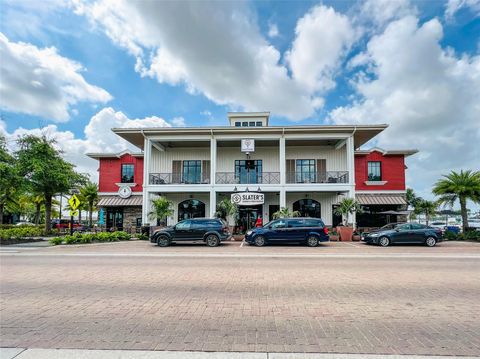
<box><xmin>329</xmin><ymin>235</ymin><xmax>339</xmax><ymax>241</ymax></box>
<box><xmin>232</xmin><ymin>234</ymin><xmax>245</xmax><ymax>241</ymax></box>
<box><xmin>338</xmin><ymin>226</ymin><xmax>354</xmax><ymax>241</ymax></box>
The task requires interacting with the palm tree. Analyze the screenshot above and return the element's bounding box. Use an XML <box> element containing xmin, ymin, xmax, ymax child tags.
<box><xmin>80</xmin><ymin>182</ymin><xmax>99</xmax><ymax>227</ymax></box>
<box><xmin>215</xmin><ymin>198</ymin><xmax>238</xmax><ymax>224</ymax></box>
<box><xmin>414</xmin><ymin>199</ymin><xmax>438</xmax><ymax>226</ymax></box>
<box><xmin>149</xmin><ymin>197</ymin><xmax>174</xmax><ymax>225</ymax></box>
<box><xmin>433</xmin><ymin>170</ymin><xmax>480</xmax><ymax>232</ymax></box>
<box><xmin>334</xmin><ymin>198</ymin><xmax>363</xmax><ymax>226</ymax></box>
<box><xmin>272</xmin><ymin>207</ymin><xmax>300</xmax><ymax>219</ymax></box>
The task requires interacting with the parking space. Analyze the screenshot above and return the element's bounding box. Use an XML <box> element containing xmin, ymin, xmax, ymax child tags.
<box><xmin>2</xmin><ymin>238</ymin><xmax>479</xmax><ymax>257</ymax></box>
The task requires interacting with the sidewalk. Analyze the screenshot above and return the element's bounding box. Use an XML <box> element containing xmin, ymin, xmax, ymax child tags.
<box><xmin>1</xmin><ymin>349</ymin><xmax>478</xmax><ymax>359</ymax></box>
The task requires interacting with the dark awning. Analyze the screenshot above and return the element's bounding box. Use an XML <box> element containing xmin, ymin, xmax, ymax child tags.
<box><xmin>356</xmin><ymin>194</ymin><xmax>407</xmax><ymax>205</ymax></box>
<box><xmin>97</xmin><ymin>195</ymin><xmax>143</xmax><ymax>207</ymax></box>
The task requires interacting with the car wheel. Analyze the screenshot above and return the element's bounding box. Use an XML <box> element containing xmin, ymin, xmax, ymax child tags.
<box><xmin>306</xmin><ymin>235</ymin><xmax>319</xmax><ymax>247</ymax></box>
<box><xmin>157</xmin><ymin>235</ymin><xmax>170</xmax><ymax>247</ymax></box>
<box><xmin>379</xmin><ymin>236</ymin><xmax>390</xmax><ymax>247</ymax></box>
<box><xmin>425</xmin><ymin>236</ymin><xmax>436</xmax><ymax>247</ymax></box>
<box><xmin>254</xmin><ymin>235</ymin><xmax>266</xmax><ymax>247</ymax></box>
<box><xmin>206</xmin><ymin>234</ymin><xmax>220</xmax><ymax>247</ymax></box>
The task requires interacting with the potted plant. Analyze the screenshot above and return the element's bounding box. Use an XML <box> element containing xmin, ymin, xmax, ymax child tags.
<box><xmin>329</xmin><ymin>228</ymin><xmax>339</xmax><ymax>241</ymax></box>
<box><xmin>148</xmin><ymin>196</ymin><xmax>174</xmax><ymax>231</ymax></box>
<box><xmin>272</xmin><ymin>207</ymin><xmax>300</xmax><ymax>219</ymax></box>
<box><xmin>215</xmin><ymin>198</ymin><xmax>239</xmax><ymax>239</ymax></box>
<box><xmin>333</xmin><ymin>198</ymin><xmax>363</xmax><ymax>241</ymax></box>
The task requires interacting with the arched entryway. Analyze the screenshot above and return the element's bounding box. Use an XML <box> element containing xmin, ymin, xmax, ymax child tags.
<box><xmin>293</xmin><ymin>199</ymin><xmax>321</xmax><ymax>218</ymax></box>
<box><xmin>178</xmin><ymin>199</ymin><xmax>205</xmax><ymax>221</ymax></box>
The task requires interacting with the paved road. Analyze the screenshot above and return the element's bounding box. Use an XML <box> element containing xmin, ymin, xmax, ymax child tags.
<box><xmin>1</xmin><ymin>241</ymin><xmax>479</xmax><ymax>356</ymax></box>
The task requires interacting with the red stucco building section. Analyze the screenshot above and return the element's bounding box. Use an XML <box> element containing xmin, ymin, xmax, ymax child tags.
<box><xmin>98</xmin><ymin>154</ymin><xmax>144</xmax><ymax>193</ymax></box>
<box><xmin>355</xmin><ymin>151</ymin><xmax>406</xmax><ymax>191</ymax></box>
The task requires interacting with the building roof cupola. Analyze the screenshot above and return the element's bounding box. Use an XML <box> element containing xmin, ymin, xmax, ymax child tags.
<box><xmin>228</xmin><ymin>112</ymin><xmax>269</xmax><ymax>128</ymax></box>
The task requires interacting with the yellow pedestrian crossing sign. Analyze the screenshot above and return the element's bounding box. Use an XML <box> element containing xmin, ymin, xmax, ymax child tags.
<box><xmin>69</xmin><ymin>210</ymin><xmax>78</xmax><ymax>217</ymax></box>
<box><xmin>68</xmin><ymin>194</ymin><xmax>81</xmax><ymax>210</ymax></box>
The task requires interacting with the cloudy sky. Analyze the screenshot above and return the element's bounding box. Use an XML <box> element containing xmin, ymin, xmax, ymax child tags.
<box><xmin>1</xmin><ymin>0</ymin><xmax>479</xmax><ymax>205</ymax></box>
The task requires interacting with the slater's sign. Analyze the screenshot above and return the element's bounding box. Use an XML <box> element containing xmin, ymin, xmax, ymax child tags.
<box><xmin>231</xmin><ymin>192</ymin><xmax>264</xmax><ymax>206</ymax></box>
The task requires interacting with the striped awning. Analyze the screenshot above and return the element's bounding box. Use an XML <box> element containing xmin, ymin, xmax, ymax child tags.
<box><xmin>356</xmin><ymin>194</ymin><xmax>407</xmax><ymax>205</ymax></box>
<box><xmin>97</xmin><ymin>195</ymin><xmax>143</xmax><ymax>207</ymax></box>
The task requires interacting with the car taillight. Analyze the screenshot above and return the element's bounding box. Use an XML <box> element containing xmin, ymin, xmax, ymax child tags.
<box><xmin>323</xmin><ymin>227</ymin><xmax>329</xmax><ymax>235</ymax></box>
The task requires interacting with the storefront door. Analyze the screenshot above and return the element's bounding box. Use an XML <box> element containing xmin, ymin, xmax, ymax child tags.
<box><xmin>238</xmin><ymin>205</ymin><xmax>263</xmax><ymax>233</ymax></box>
<box><xmin>106</xmin><ymin>208</ymin><xmax>124</xmax><ymax>231</ymax></box>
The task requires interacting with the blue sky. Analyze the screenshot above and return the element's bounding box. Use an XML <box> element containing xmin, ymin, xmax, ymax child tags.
<box><xmin>1</xmin><ymin>0</ymin><xmax>479</xmax><ymax>206</ymax></box>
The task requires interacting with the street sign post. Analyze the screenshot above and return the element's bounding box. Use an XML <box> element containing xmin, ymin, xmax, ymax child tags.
<box><xmin>68</xmin><ymin>195</ymin><xmax>81</xmax><ymax>235</ymax></box>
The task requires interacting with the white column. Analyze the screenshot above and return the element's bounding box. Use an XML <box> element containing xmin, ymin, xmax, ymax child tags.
<box><xmin>279</xmin><ymin>137</ymin><xmax>286</xmax><ymax>185</ymax></box>
<box><xmin>346</xmin><ymin>135</ymin><xmax>356</xmax><ymax>228</ymax></box>
<box><xmin>209</xmin><ymin>190</ymin><xmax>216</xmax><ymax>218</ymax></box>
<box><xmin>346</xmin><ymin>135</ymin><xmax>354</xmax><ymax>185</ymax></box>
<box><xmin>280</xmin><ymin>190</ymin><xmax>286</xmax><ymax>209</ymax></box>
<box><xmin>142</xmin><ymin>138</ymin><xmax>151</xmax><ymax>225</ymax></box>
<box><xmin>279</xmin><ymin>136</ymin><xmax>286</xmax><ymax>209</ymax></box>
<box><xmin>210</xmin><ymin>137</ymin><xmax>216</xmax><ymax>185</ymax></box>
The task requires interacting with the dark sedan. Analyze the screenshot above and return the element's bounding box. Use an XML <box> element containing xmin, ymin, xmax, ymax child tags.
<box><xmin>362</xmin><ymin>223</ymin><xmax>443</xmax><ymax>247</ymax></box>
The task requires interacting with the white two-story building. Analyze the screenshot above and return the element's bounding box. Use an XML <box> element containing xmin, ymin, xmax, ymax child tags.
<box><xmin>109</xmin><ymin>112</ymin><xmax>389</xmax><ymax>231</ymax></box>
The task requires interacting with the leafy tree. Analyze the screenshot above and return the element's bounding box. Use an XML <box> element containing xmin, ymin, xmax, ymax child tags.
<box><xmin>334</xmin><ymin>197</ymin><xmax>363</xmax><ymax>226</ymax></box>
<box><xmin>272</xmin><ymin>207</ymin><xmax>300</xmax><ymax>219</ymax></box>
<box><xmin>0</xmin><ymin>136</ymin><xmax>22</xmax><ymax>224</ymax></box>
<box><xmin>406</xmin><ymin>188</ymin><xmax>420</xmax><ymax>208</ymax></box>
<box><xmin>414</xmin><ymin>199</ymin><xmax>438</xmax><ymax>226</ymax></box>
<box><xmin>433</xmin><ymin>170</ymin><xmax>480</xmax><ymax>232</ymax></box>
<box><xmin>80</xmin><ymin>182</ymin><xmax>98</xmax><ymax>227</ymax></box>
<box><xmin>149</xmin><ymin>196</ymin><xmax>174</xmax><ymax>225</ymax></box>
<box><xmin>15</xmin><ymin>135</ymin><xmax>87</xmax><ymax>232</ymax></box>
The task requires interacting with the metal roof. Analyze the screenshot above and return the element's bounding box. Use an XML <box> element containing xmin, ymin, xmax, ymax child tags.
<box><xmin>356</xmin><ymin>194</ymin><xmax>407</xmax><ymax>205</ymax></box>
<box><xmin>97</xmin><ymin>195</ymin><xmax>143</xmax><ymax>207</ymax></box>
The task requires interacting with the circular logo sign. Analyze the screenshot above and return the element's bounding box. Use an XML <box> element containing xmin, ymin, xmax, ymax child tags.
<box><xmin>118</xmin><ymin>185</ymin><xmax>132</xmax><ymax>199</ymax></box>
<box><xmin>231</xmin><ymin>193</ymin><xmax>241</xmax><ymax>204</ymax></box>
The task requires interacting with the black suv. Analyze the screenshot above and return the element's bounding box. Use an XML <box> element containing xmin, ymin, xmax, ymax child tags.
<box><xmin>151</xmin><ymin>218</ymin><xmax>231</xmax><ymax>247</ymax></box>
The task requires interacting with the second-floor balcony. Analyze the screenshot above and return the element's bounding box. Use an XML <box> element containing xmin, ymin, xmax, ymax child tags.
<box><xmin>286</xmin><ymin>171</ymin><xmax>349</xmax><ymax>184</ymax></box>
<box><xmin>216</xmin><ymin>172</ymin><xmax>280</xmax><ymax>184</ymax></box>
<box><xmin>149</xmin><ymin>173</ymin><xmax>210</xmax><ymax>185</ymax></box>
<box><xmin>149</xmin><ymin>171</ymin><xmax>349</xmax><ymax>185</ymax></box>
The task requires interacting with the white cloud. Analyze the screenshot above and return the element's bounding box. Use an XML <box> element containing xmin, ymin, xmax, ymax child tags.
<box><xmin>329</xmin><ymin>15</ymin><xmax>480</xmax><ymax>200</ymax></box>
<box><xmin>445</xmin><ymin>0</ymin><xmax>480</xmax><ymax>19</ymax></box>
<box><xmin>74</xmin><ymin>1</ymin><xmax>359</xmax><ymax>120</ymax></box>
<box><xmin>0</xmin><ymin>33</ymin><xmax>112</xmax><ymax>122</ymax></box>
<box><xmin>1</xmin><ymin>107</ymin><xmax>175</xmax><ymax>181</ymax></box>
<box><xmin>286</xmin><ymin>5</ymin><xmax>356</xmax><ymax>93</ymax></box>
<box><xmin>356</xmin><ymin>0</ymin><xmax>417</xmax><ymax>28</ymax></box>
<box><xmin>268</xmin><ymin>23</ymin><xmax>279</xmax><ymax>38</ymax></box>
<box><xmin>171</xmin><ymin>117</ymin><xmax>186</xmax><ymax>127</ymax></box>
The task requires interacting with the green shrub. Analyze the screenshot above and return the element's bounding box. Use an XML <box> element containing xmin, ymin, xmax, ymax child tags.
<box><xmin>0</xmin><ymin>227</ymin><xmax>44</xmax><ymax>240</ymax></box>
<box><xmin>458</xmin><ymin>231</ymin><xmax>480</xmax><ymax>241</ymax></box>
<box><xmin>113</xmin><ymin>231</ymin><xmax>130</xmax><ymax>241</ymax></box>
<box><xmin>137</xmin><ymin>234</ymin><xmax>149</xmax><ymax>241</ymax></box>
<box><xmin>443</xmin><ymin>231</ymin><xmax>458</xmax><ymax>241</ymax></box>
<box><xmin>49</xmin><ymin>237</ymin><xmax>64</xmax><ymax>245</ymax></box>
<box><xmin>46</xmin><ymin>231</ymin><xmax>133</xmax><ymax>245</ymax></box>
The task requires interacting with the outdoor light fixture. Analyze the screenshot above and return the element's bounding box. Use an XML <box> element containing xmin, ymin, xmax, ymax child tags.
<box><xmin>257</xmin><ymin>187</ymin><xmax>261</xmax><ymax>192</ymax></box>
<box><xmin>233</xmin><ymin>186</ymin><xmax>238</xmax><ymax>192</ymax></box>
<box><xmin>245</xmin><ymin>187</ymin><xmax>249</xmax><ymax>192</ymax></box>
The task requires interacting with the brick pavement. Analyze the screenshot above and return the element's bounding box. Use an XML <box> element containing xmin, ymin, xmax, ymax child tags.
<box><xmin>1</xmin><ymin>241</ymin><xmax>479</xmax><ymax>356</ymax></box>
